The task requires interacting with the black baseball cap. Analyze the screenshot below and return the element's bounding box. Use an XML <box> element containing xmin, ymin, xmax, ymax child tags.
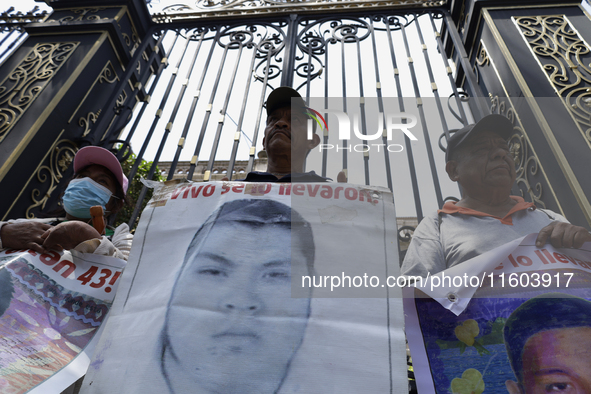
<box><xmin>265</xmin><ymin>87</ymin><xmax>307</xmax><ymax>116</ymax></box>
<box><xmin>445</xmin><ymin>114</ymin><xmax>514</xmax><ymax>162</ymax></box>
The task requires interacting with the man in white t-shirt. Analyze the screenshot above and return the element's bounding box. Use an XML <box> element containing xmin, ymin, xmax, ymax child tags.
<box><xmin>401</xmin><ymin>114</ymin><xmax>591</xmax><ymax>276</ymax></box>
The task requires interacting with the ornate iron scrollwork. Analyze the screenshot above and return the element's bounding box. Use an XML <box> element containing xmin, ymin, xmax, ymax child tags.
<box><xmin>489</xmin><ymin>95</ymin><xmax>546</xmax><ymax>208</ymax></box>
<box><xmin>293</xmin><ymin>15</ymin><xmax>418</xmax><ymax>89</ymax></box>
<box><xmin>26</xmin><ymin>140</ymin><xmax>78</xmax><ymax>218</ymax></box>
<box><xmin>514</xmin><ymin>15</ymin><xmax>591</xmax><ymax>143</ymax></box>
<box><xmin>122</xmin><ymin>31</ymin><xmax>132</xmax><ymax>47</ymax></box>
<box><xmin>218</xmin><ymin>25</ymin><xmax>257</xmax><ymax>49</ymax></box>
<box><xmin>489</xmin><ymin>95</ymin><xmax>506</xmax><ymax>117</ymax></box>
<box><xmin>0</xmin><ymin>41</ymin><xmax>79</xmax><ymax>143</ymax></box>
<box><xmin>398</xmin><ymin>225</ymin><xmax>415</xmax><ymax>243</ymax></box>
<box><xmin>0</xmin><ymin>6</ymin><xmax>48</xmax><ymax>31</ymax></box>
<box><xmin>79</xmin><ymin>110</ymin><xmax>101</xmax><ymax>137</ymax></box>
<box><xmin>187</xmin><ymin>23</ymin><xmax>286</xmax><ymax>86</ymax></box>
<box><xmin>98</xmin><ymin>61</ymin><xmax>119</xmax><ymax>84</ymax></box>
<box><xmin>447</xmin><ymin>90</ymin><xmax>469</xmax><ymax>124</ymax></box>
<box><xmin>118</xmin><ymin>22</ymin><xmax>142</xmax><ymax>56</ymax></box>
<box><xmin>475</xmin><ymin>40</ymin><xmax>489</xmax><ymax>67</ymax></box>
<box><xmin>245</xmin><ymin>24</ymin><xmax>287</xmax><ymax>84</ymax></box>
<box><xmin>116</xmin><ymin>91</ymin><xmax>127</xmax><ymax>107</ymax></box>
<box><xmin>46</xmin><ymin>8</ymin><xmax>110</xmax><ymax>24</ymax></box>
<box><xmin>152</xmin><ymin>0</ymin><xmax>445</xmax><ymax>22</ymax></box>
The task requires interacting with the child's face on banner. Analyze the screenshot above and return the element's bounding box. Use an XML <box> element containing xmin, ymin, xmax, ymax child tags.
<box><xmin>508</xmin><ymin>326</ymin><xmax>591</xmax><ymax>394</ymax></box>
<box><xmin>166</xmin><ymin>222</ymin><xmax>311</xmax><ymax>393</ymax></box>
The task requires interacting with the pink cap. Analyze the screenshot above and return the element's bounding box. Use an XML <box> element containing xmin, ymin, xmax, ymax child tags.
<box><xmin>73</xmin><ymin>146</ymin><xmax>129</xmax><ymax>194</ymax></box>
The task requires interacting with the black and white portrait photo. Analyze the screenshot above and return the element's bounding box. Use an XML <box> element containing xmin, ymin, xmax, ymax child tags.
<box><xmin>82</xmin><ymin>182</ymin><xmax>407</xmax><ymax>393</ymax></box>
<box><xmin>159</xmin><ymin>199</ymin><xmax>314</xmax><ymax>393</ymax></box>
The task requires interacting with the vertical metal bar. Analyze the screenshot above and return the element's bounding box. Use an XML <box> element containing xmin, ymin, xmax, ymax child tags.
<box><xmin>305</xmin><ymin>39</ymin><xmax>312</xmax><ymax>104</ymax></box>
<box><xmin>340</xmin><ymin>30</ymin><xmax>348</xmax><ymax>178</ymax></box>
<box><xmin>385</xmin><ymin>20</ymin><xmax>423</xmax><ymax>221</ymax></box>
<box><xmin>187</xmin><ymin>33</ymin><xmax>231</xmax><ymax>182</ymax></box>
<box><xmin>0</xmin><ymin>30</ymin><xmax>15</xmax><ymax>48</ymax></box>
<box><xmin>322</xmin><ymin>40</ymin><xmax>329</xmax><ymax>178</ymax></box>
<box><xmin>127</xmin><ymin>32</ymin><xmax>196</xmax><ymax>228</ymax></box>
<box><xmin>442</xmin><ymin>11</ymin><xmax>489</xmax><ymax>120</ymax></box>
<box><xmin>416</xmin><ymin>15</ymin><xmax>454</xmax><ymax>200</ymax></box>
<box><xmin>415</xmin><ymin>14</ymin><xmax>456</xmax><ymax>142</ymax></box>
<box><xmin>281</xmin><ymin>14</ymin><xmax>298</xmax><ymax>87</ymax></box>
<box><xmin>226</xmin><ymin>40</ymin><xmax>260</xmax><ymax>180</ymax></box>
<box><xmin>369</xmin><ymin>18</ymin><xmax>393</xmax><ymax>191</ymax></box>
<box><xmin>183</xmin><ymin>28</ymin><xmax>222</xmax><ymax>180</ymax></box>
<box><xmin>246</xmin><ymin>48</ymin><xmax>274</xmax><ymax>173</ymax></box>
<box><xmin>92</xmin><ymin>26</ymin><xmax>159</xmax><ymax>146</ymax></box>
<box><xmin>355</xmin><ymin>32</ymin><xmax>370</xmax><ymax>185</ymax></box>
<box><xmin>127</xmin><ymin>31</ymin><xmax>184</xmax><ymax>183</ymax></box>
<box><xmin>205</xmin><ymin>38</ymin><xmax>245</xmax><ymax>176</ymax></box>
<box><xmin>117</xmin><ymin>32</ymin><xmax>170</xmax><ymax>161</ymax></box>
<box><xmin>302</xmin><ymin>33</ymin><xmax>314</xmax><ymax>173</ymax></box>
<box><xmin>166</xmin><ymin>30</ymin><xmax>206</xmax><ymax>179</ymax></box>
<box><xmin>400</xmin><ymin>15</ymin><xmax>443</xmax><ymax>208</ymax></box>
<box><xmin>0</xmin><ymin>30</ymin><xmax>25</xmax><ymax>61</ymax></box>
<box><xmin>429</xmin><ymin>12</ymin><xmax>468</xmax><ymax>129</ymax></box>
<box><xmin>118</xmin><ymin>72</ymin><xmax>162</xmax><ymax>158</ymax></box>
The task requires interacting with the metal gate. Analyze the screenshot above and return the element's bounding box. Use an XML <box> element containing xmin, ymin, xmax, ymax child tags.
<box><xmin>108</xmin><ymin>3</ymin><xmax>488</xmax><ymax>229</ymax></box>
<box><xmin>0</xmin><ymin>0</ymin><xmax>491</xmax><ymax>238</ymax></box>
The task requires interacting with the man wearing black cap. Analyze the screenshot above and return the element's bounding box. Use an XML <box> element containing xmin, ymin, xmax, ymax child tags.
<box><xmin>241</xmin><ymin>86</ymin><xmax>325</xmax><ymax>182</ymax></box>
<box><xmin>401</xmin><ymin>114</ymin><xmax>591</xmax><ymax>276</ymax></box>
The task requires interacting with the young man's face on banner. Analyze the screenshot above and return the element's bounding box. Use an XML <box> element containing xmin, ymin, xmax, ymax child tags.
<box><xmin>506</xmin><ymin>326</ymin><xmax>591</xmax><ymax>394</ymax></box>
<box><xmin>165</xmin><ymin>221</ymin><xmax>311</xmax><ymax>394</ymax></box>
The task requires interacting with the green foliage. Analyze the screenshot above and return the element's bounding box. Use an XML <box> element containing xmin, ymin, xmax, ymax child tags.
<box><xmin>115</xmin><ymin>153</ymin><xmax>163</xmax><ymax>230</ymax></box>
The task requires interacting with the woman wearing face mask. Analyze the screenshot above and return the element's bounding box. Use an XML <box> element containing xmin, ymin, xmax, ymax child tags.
<box><xmin>0</xmin><ymin>146</ymin><xmax>133</xmax><ymax>260</ymax></box>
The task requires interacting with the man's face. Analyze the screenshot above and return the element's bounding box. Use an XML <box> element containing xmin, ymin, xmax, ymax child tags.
<box><xmin>263</xmin><ymin>106</ymin><xmax>315</xmax><ymax>168</ymax></box>
<box><xmin>166</xmin><ymin>222</ymin><xmax>311</xmax><ymax>393</ymax></box>
<box><xmin>448</xmin><ymin>130</ymin><xmax>516</xmax><ymax>192</ymax></box>
<box><xmin>517</xmin><ymin>327</ymin><xmax>591</xmax><ymax>393</ymax></box>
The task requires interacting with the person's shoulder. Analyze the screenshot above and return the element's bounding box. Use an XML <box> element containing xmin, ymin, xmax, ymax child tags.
<box><xmin>417</xmin><ymin>210</ymin><xmax>442</xmax><ymax>228</ymax></box>
<box><xmin>401</xmin><ymin>210</ymin><xmax>446</xmax><ymax>276</ymax></box>
<box><xmin>410</xmin><ymin>210</ymin><xmax>443</xmax><ymax>240</ymax></box>
<box><xmin>290</xmin><ymin>171</ymin><xmax>331</xmax><ymax>182</ymax></box>
<box><xmin>240</xmin><ymin>171</ymin><xmax>331</xmax><ymax>183</ymax></box>
<box><xmin>239</xmin><ymin>171</ymin><xmax>278</xmax><ymax>182</ymax></box>
<box><xmin>535</xmin><ymin>207</ymin><xmax>569</xmax><ymax>223</ymax></box>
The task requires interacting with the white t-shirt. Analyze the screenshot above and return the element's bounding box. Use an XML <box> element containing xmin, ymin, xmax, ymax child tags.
<box><xmin>400</xmin><ymin>197</ymin><xmax>568</xmax><ymax>277</ymax></box>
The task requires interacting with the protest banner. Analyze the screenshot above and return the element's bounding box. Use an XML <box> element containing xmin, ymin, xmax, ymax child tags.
<box><xmin>0</xmin><ymin>248</ymin><xmax>125</xmax><ymax>393</ymax></box>
<box><xmin>404</xmin><ymin>234</ymin><xmax>591</xmax><ymax>393</ymax></box>
<box><xmin>82</xmin><ymin>180</ymin><xmax>408</xmax><ymax>393</ymax></box>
